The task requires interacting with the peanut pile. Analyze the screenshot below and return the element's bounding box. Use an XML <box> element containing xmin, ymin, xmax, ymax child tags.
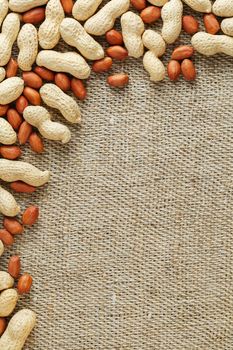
<box><xmin>0</xmin><ymin>0</ymin><xmax>233</xmax><ymax>348</ymax></box>
<box><xmin>0</xmin><ymin>206</ymin><xmax>37</xmax><ymax>348</ymax></box>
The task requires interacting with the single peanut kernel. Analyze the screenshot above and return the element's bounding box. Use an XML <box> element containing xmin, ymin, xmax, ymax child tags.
<box><xmin>71</xmin><ymin>78</ymin><xmax>87</xmax><ymax>100</ymax></box>
<box><xmin>140</xmin><ymin>6</ymin><xmax>161</xmax><ymax>24</ymax></box>
<box><xmin>60</xmin><ymin>0</ymin><xmax>73</xmax><ymax>14</ymax></box>
<box><xmin>7</xmin><ymin>109</ymin><xmax>23</xmax><ymax>130</ymax></box>
<box><xmin>17</xmin><ymin>273</ymin><xmax>33</xmax><ymax>294</ymax></box>
<box><xmin>22</xmin><ymin>7</ymin><xmax>45</xmax><ymax>24</ymax></box>
<box><xmin>0</xmin><ymin>146</ymin><xmax>22</xmax><ymax>160</ymax></box>
<box><xmin>0</xmin><ymin>229</ymin><xmax>14</xmax><ymax>246</ymax></box>
<box><xmin>6</xmin><ymin>58</ymin><xmax>18</xmax><ymax>78</ymax></box>
<box><xmin>0</xmin><ymin>318</ymin><xmax>7</xmax><ymax>336</ymax></box>
<box><xmin>10</xmin><ymin>181</ymin><xmax>36</xmax><ymax>193</ymax></box>
<box><xmin>107</xmin><ymin>73</ymin><xmax>129</xmax><ymax>88</ymax></box>
<box><xmin>34</xmin><ymin>66</ymin><xmax>55</xmax><ymax>81</ymax></box>
<box><xmin>15</xmin><ymin>96</ymin><xmax>29</xmax><ymax>114</ymax></box>
<box><xmin>22</xmin><ymin>206</ymin><xmax>39</xmax><ymax>226</ymax></box>
<box><xmin>29</xmin><ymin>133</ymin><xmax>44</xmax><ymax>154</ymax></box>
<box><xmin>8</xmin><ymin>255</ymin><xmax>21</xmax><ymax>278</ymax></box>
<box><xmin>106</xmin><ymin>30</ymin><xmax>123</xmax><ymax>45</ymax></box>
<box><xmin>92</xmin><ymin>57</ymin><xmax>113</xmax><ymax>73</ymax></box>
<box><xmin>182</xmin><ymin>15</ymin><xmax>199</xmax><ymax>35</ymax></box>
<box><xmin>18</xmin><ymin>121</ymin><xmax>33</xmax><ymax>145</ymax></box>
<box><xmin>22</xmin><ymin>72</ymin><xmax>43</xmax><ymax>89</ymax></box>
<box><xmin>130</xmin><ymin>0</ymin><xmax>147</xmax><ymax>11</ymax></box>
<box><xmin>203</xmin><ymin>13</ymin><xmax>220</xmax><ymax>35</ymax></box>
<box><xmin>181</xmin><ymin>59</ymin><xmax>196</xmax><ymax>81</ymax></box>
<box><xmin>171</xmin><ymin>46</ymin><xmax>194</xmax><ymax>60</ymax></box>
<box><xmin>54</xmin><ymin>73</ymin><xmax>71</xmax><ymax>92</ymax></box>
<box><xmin>23</xmin><ymin>87</ymin><xmax>41</xmax><ymax>106</ymax></box>
<box><xmin>0</xmin><ymin>104</ymin><xmax>9</xmax><ymax>117</ymax></box>
<box><xmin>167</xmin><ymin>60</ymin><xmax>181</xmax><ymax>81</ymax></box>
<box><xmin>106</xmin><ymin>46</ymin><xmax>128</xmax><ymax>61</ymax></box>
<box><xmin>3</xmin><ymin>217</ymin><xmax>24</xmax><ymax>235</ymax></box>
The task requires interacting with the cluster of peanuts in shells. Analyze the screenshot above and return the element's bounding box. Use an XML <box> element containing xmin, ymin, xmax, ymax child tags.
<box><xmin>0</xmin><ymin>0</ymin><xmax>232</xmax><ymax>348</ymax></box>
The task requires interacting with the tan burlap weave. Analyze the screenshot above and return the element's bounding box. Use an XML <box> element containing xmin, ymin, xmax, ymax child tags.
<box><xmin>1</xmin><ymin>3</ymin><xmax>233</xmax><ymax>349</ymax></box>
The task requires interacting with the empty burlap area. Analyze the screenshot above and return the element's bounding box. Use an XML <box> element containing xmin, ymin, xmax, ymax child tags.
<box><xmin>1</xmin><ymin>4</ymin><xmax>233</xmax><ymax>349</ymax></box>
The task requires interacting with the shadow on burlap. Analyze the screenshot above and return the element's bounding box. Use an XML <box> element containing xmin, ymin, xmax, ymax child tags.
<box><xmin>1</xmin><ymin>3</ymin><xmax>233</xmax><ymax>349</ymax></box>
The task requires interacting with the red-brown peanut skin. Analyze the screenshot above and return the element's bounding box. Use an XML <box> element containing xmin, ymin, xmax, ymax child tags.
<box><xmin>6</xmin><ymin>58</ymin><xmax>18</xmax><ymax>78</ymax></box>
<box><xmin>7</xmin><ymin>109</ymin><xmax>23</xmax><ymax>130</ymax></box>
<box><xmin>18</xmin><ymin>121</ymin><xmax>33</xmax><ymax>145</ymax></box>
<box><xmin>8</xmin><ymin>255</ymin><xmax>21</xmax><ymax>279</ymax></box>
<box><xmin>17</xmin><ymin>273</ymin><xmax>33</xmax><ymax>294</ymax></box>
<box><xmin>60</xmin><ymin>0</ymin><xmax>73</xmax><ymax>14</ymax></box>
<box><xmin>131</xmin><ymin>0</ymin><xmax>147</xmax><ymax>11</ymax></box>
<box><xmin>29</xmin><ymin>133</ymin><xmax>44</xmax><ymax>154</ymax></box>
<box><xmin>10</xmin><ymin>181</ymin><xmax>36</xmax><ymax>193</ymax></box>
<box><xmin>203</xmin><ymin>13</ymin><xmax>220</xmax><ymax>35</ymax></box>
<box><xmin>182</xmin><ymin>15</ymin><xmax>199</xmax><ymax>35</ymax></box>
<box><xmin>15</xmin><ymin>96</ymin><xmax>29</xmax><ymax>114</ymax></box>
<box><xmin>0</xmin><ymin>105</ymin><xmax>9</xmax><ymax>117</ymax></box>
<box><xmin>0</xmin><ymin>318</ymin><xmax>7</xmax><ymax>336</ymax></box>
<box><xmin>0</xmin><ymin>146</ymin><xmax>22</xmax><ymax>160</ymax></box>
<box><xmin>23</xmin><ymin>87</ymin><xmax>41</xmax><ymax>106</ymax></box>
<box><xmin>106</xmin><ymin>30</ymin><xmax>123</xmax><ymax>45</ymax></box>
<box><xmin>22</xmin><ymin>206</ymin><xmax>39</xmax><ymax>226</ymax></box>
<box><xmin>92</xmin><ymin>57</ymin><xmax>113</xmax><ymax>73</ymax></box>
<box><xmin>34</xmin><ymin>66</ymin><xmax>55</xmax><ymax>81</ymax></box>
<box><xmin>3</xmin><ymin>217</ymin><xmax>24</xmax><ymax>235</ymax></box>
<box><xmin>106</xmin><ymin>46</ymin><xmax>128</xmax><ymax>61</ymax></box>
<box><xmin>71</xmin><ymin>78</ymin><xmax>87</xmax><ymax>100</ymax></box>
<box><xmin>171</xmin><ymin>46</ymin><xmax>194</xmax><ymax>60</ymax></box>
<box><xmin>181</xmin><ymin>59</ymin><xmax>196</xmax><ymax>81</ymax></box>
<box><xmin>140</xmin><ymin>6</ymin><xmax>161</xmax><ymax>24</ymax></box>
<box><xmin>22</xmin><ymin>72</ymin><xmax>43</xmax><ymax>89</ymax></box>
<box><xmin>107</xmin><ymin>74</ymin><xmax>129</xmax><ymax>88</ymax></box>
<box><xmin>0</xmin><ymin>229</ymin><xmax>14</xmax><ymax>246</ymax></box>
<box><xmin>22</xmin><ymin>7</ymin><xmax>45</xmax><ymax>24</ymax></box>
<box><xmin>54</xmin><ymin>73</ymin><xmax>71</xmax><ymax>92</ymax></box>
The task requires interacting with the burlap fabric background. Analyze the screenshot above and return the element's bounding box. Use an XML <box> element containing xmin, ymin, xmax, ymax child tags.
<box><xmin>1</xmin><ymin>3</ymin><xmax>233</xmax><ymax>349</ymax></box>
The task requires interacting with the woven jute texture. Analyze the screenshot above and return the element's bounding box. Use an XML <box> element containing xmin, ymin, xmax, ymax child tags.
<box><xmin>1</xmin><ymin>3</ymin><xmax>233</xmax><ymax>349</ymax></box>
